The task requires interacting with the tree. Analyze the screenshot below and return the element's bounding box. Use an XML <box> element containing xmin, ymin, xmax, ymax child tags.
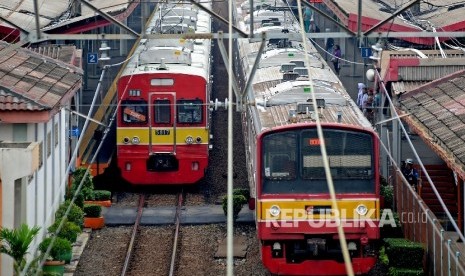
<box><xmin>0</xmin><ymin>224</ymin><xmax>41</xmax><ymax>274</ymax></box>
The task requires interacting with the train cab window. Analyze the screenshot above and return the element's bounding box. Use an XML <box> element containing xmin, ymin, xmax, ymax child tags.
<box><xmin>269</xmin><ymin>154</ymin><xmax>296</xmax><ymax>179</ymax></box>
<box><xmin>177</xmin><ymin>99</ymin><xmax>202</xmax><ymax>123</ymax></box>
<box><xmin>154</xmin><ymin>99</ymin><xmax>171</xmax><ymax>123</ymax></box>
<box><xmin>122</xmin><ymin>100</ymin><xmax>147</xmax><ymax>124</ymax></box>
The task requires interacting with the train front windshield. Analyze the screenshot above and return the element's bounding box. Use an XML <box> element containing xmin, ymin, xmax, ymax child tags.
<box><xmin>261</xmin><ymin>129</ymin><xmax>375</xmax><ymax>194</ymax></box>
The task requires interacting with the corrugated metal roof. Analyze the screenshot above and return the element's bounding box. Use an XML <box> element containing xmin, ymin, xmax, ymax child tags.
<box><xmin>380</xmin><ymin>50</ymin><xmax>465</xmax><ymax>94</ymax></box>
<box><xmin>0</xmin><ymin>41</ymin><xmax>82</xmax><ymax>111</ymax></box>
<box><xmin>0</xmin><ymin>0</ymin><xmax>132</xmax><ymax>31</ymax></box>
<box><xmin>398</xmin><ymin>70</ymin><xmax>465</xmax><ymax>175</ymax></box>
<box><xmin>332</xmin><ymin>0</ymin><xmax>465</xmax><ymax>44</ymax></box>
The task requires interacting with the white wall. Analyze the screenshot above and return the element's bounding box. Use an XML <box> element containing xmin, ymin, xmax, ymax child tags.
<box><xmin>1</xmin><ymin>109</ymin><xmax>70</xmax><ymax>274</ymax></box>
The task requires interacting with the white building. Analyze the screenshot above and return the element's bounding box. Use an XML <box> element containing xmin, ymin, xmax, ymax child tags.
<box><xmin>0</xmin><ymin>42</ymin><xmax>82</xmax><ymax>275</ymax></box>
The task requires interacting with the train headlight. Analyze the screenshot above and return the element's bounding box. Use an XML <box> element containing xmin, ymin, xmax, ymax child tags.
<box><xmin>196</xmin><ymin>136</ymin><xmax>202</xmax><ymax>143</ymax></box>
<box><xmin>185</xmin><ymin>136</ymin><xmax>194</xmax><ymax>144</ymax></box>
<box><xmin>269</xmin><ymin>205</ymin><xmax>281</xmax><ymax>217</ymax></box>
<box><xmin>131</xmin><ymin>136</ymin><xmax>140</xmax><ymax>145</ymax></box>
<box><xmin>356</xmin><ymin>204</ymin><xmax>368</xmax><ymax>216</ymax></box>
<box><xmin>123</xmin><ymin>137</ymin><xmax>130</xmax><ymax>144</ymax></box>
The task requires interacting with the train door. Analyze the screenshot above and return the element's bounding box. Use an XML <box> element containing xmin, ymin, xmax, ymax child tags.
<box><xmin>146</xmin><ymin>92</ymin><xmax>179</xmax><ymax>171</ymax></box>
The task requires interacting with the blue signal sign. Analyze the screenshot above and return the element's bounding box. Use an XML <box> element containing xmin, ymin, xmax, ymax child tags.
<box><xmin>360</xmin><ymin>47</ymin><xmax>372</xmax><ymax>58</ymax></box>
<box><xmin>87</xmin><ymin>53</ymin><xmax>98</xmax><ymax>64</ymax></box>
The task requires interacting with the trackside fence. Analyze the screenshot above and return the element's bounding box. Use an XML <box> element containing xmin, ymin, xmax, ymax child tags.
<box><xmin>393</xmin><ymin>172</ymin><xmax>465</xmax><ymax>276</ymax></box>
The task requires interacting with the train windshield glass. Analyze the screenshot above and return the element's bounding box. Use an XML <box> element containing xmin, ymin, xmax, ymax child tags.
<box><xmin>154</xmin><ymin>99</ymin><xmax>171</xmax><ymax>123</ymax></box>
<box><xmin>177</xmin><ymin>99</ymin><xmax>202</xmax><ymax>123</ymax></box>
<box><xmin>262</xmin><ymin>129</ymin><xmax>375</xmax><ymax>194</ymax></box>
<box><xmin>122</xmin><ymin>100</ymin><xmax>147</xmax><ymax>124</ymax></box>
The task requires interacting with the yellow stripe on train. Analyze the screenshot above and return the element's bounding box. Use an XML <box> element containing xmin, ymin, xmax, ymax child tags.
<box><xmin>259</xmin><ymin>199</ymin><xmax>379</xmax><ymax>220</ymax></box>
<box><xmin>117</xmin><ymin>127</ymin><xmax>209</xmax><ymax>145</ymax></box>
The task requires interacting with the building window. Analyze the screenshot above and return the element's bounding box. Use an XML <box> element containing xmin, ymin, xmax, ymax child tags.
<box><xmin>13</xmin><ymin>124</ymin><xmax>27</xmax><ymax>141</ymax></box>
<box><xmin>38</xmin><ymin>141</ymin><xmax>43</xmax><ymax>169</ymax></box>
<box><xmin>54</xmin><ymin>123</ymin><xmax>59</xmax><ymax>147</ymax></box>
<box><xmin>47</xmin><ymin>132</ymin><xmax>51</xmax><ymax>157</ymax></box>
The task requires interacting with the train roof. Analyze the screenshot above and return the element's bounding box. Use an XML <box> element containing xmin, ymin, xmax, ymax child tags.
<box><xmin>235</xmin><ymin>0</ymin><xmax>372</xmax><ymax>131</ymax></box>
<box><xmin>120</xmin><ymin>2</ymin><xmax>211</xmax><ymax>80</ymax></box>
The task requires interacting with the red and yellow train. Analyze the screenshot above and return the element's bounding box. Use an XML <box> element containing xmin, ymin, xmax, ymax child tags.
<box><xmin>116</xmin><ymin>3</ymin><xmax>212</xmax><ymax>185</ymax></box>
<box><xmin>234</xmin><ymin>1</ymin><xmax>380</xmax><ymax>275</ymax></box>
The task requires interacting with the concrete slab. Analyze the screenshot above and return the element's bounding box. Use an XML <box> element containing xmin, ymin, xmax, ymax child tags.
<box><xmin>103</xmin><ymin>205</ymin><xmax>256</xmax><ymax>226</ymax></box>
<box><xmin>103</xmin><ymin>207</ymin><xmax>137</xmax><ymax>225</ymax></box>
<box><xmin>214</xmin><ymin>235</ymin><xmax>248</xmax><ymax>258</ymax></box>
<box><xmin>140</xmin><ymin>207</ymin><xmax>176</xmax><ymax>225</ymax></box>
<box><xmin>181</xmin><ymin>205</ymin><xmax>226</xmax><ymax>224</ymax></box>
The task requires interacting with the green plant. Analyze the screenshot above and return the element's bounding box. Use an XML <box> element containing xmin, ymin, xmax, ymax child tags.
<box><xmin>0</xmin><ymin>224</ymin><xmax>41</xmax><ymax>274</ymax></box>
<box><xmin>233</xmin><ymin>188</ymin><xmax>250</xmax><ymax>201</ymax></box>
<box><xmin>83</xmin><ymin>204</ymin><xmax>102</xmax><ymax>218</ymax></box>
<box><xmin>39</xmin><ymin>237</ymin><xmax>72</xmax><ymax>263</ymax></box>
<box><xmin>388</xmin><ymin>267</ymin><xmax>424</xmax><ymax>276</ymax></box>
<box><xmin>71</xmin><ymin>167</ymin><xmax>94</xmax><ymax>201</ymax></box>
<box><xmin>381</xmin><ymin>184</ymin><xmax>394</xmax><ymax>208</ymax></box>
<box><xmin>48</xmin><ymin>220</ymin><xmax>81</xmax><ymax>243</ymax></box>
<box><xmin>55</xmin><ymin>200</ymin><xmax>84</xmax><ymax>228</ymax></box>
<box><xmin>93</xmin><ymin>190</ymin><xmax>111</xmax><ymax>201</ymax></box>
<box><xmin>222</xmin><ymin>194</ymin><xmax>247</xmax><ymax>221</ymax></box>
<box><xmin>384</xmin><ymin>238</ymin><xmax>424</xmax><ymax>269</ymax></box>
<box><xmin>379</xmin><ymin>246</ymin><xmax>389</xmax><ymax>266</ymax></box>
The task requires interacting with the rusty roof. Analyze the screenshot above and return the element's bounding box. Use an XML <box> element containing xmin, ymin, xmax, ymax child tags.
<box><xmin>331</xmin><ymin>0</ymin><xmax>465</xmax><ymax>45</ymax></box>
<box><xmin>397</xmin><ymin>70</ymin><xmax>465</xmax><ymax>179</ymax></box>
<box><xmin>0</xmin><ymin>0</ymin><xmax>133</xmax><ymax>31</ymax></box>
<box><xmin>0</xmin><ymin>41</ymin><xmax>82</xmax><ymax>112</ymax></box>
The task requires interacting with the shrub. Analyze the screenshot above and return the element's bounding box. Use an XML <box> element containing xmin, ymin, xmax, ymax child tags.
<box><xmin>388</xmin><ymin>267</ymin><xmax>424</xmax><ymax>276</ymax></box>
<box><xmin>71</xmin><ymin>168</ymin><xmax>94</xmax><ymax>201</ymax></box>
<box><xmin>47</xmin><ymin>220</ymin><xmax>81</xmax><ymax>243</ymax></box>
<box><xmin>55</xmin><ymin>200</ymin><xmax>84</xmax><ymax>229</ymax></box>
<box><xmin>381</xmin><ymin>184</ymin><xmax>394</xmax><ymax>208</ymax></box>
<box><xmin>379</xmin><ymin>246</ymin><xmax>389</xmax><ymax>266</ymax></box>
<box><xmin>39</xmin><ymin>237</ymin><xmax>72</xmax><ymax>263</ymax></box>
<box><xmin>93</xmin><ymin>190</ymin><xmax>112</xmax><ymax>201</ymax></box>
<box><xmin>384</xmin><ymin>238</ymin><xmax>424</xmax><ymax>269</ymax></box>
<box><xmin>222</xmin><ymin>194</ymin><xmax>247</xmax><ymax>221</ymax></box>
<box><xmin>233</xmin><ymin>188</ymin><xmax>250</xmax><ymax>201</ymax></box>
<box><xmin>83</xmin><ymin>204</ymin><xmax>102</xmax><ymax>218</ymax></box>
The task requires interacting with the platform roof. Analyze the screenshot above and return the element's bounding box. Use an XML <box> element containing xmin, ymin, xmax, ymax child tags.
<box><xmin>0</xmin><ymin>42</ymin><xmax>82</xmax><ymax>122</ymax></box>
<box><xmin>397</xmin><ymin>69</ymin><xmax>465</xmax><ymax>179</ymax></box>
<box><xmin>328</xmin><ymin>0</ymin><xmax>465</xmax><ymax>45</ymax></box>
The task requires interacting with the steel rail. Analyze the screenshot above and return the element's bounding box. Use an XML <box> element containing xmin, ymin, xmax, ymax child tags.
<box><xmin>121</xmin><ymin>194</ymin><xmax>146</xmax><ymax>276</ymax></box>
<box><xmin>169</xmin><ymin>191</ymin><xmax>184</xmax><ymax>276</ymax></box>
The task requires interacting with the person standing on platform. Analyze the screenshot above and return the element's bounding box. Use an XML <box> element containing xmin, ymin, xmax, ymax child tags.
<box><xmin>331</xmin><ymin>45</ymin><xmax>341</xmax><ymax>75</ymax></box>
<box><xmin>357</xmin><ymin>83</ymin><xmax>366</xmax><ymax>109</ymax></box>
<box><xmin>303</xmin><ymin>7</ymin><xmax>312</xmax><ymax>33</ymax></box>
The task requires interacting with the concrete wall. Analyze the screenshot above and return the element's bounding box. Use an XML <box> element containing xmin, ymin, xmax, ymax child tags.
<box><xmin>0</xmin><ymin>109</ymin><xmax>69</xmax><ymax>275</ymax></box>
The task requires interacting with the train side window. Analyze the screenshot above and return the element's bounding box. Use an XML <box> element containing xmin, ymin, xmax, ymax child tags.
<box><xmin>122</xmin><ymin>100</ymin><xmax>147</xmax><ymax>123</ymax></box>
<box><xmin>177</xmin><ymin>99</ymin><xmax>202</xmax><ymax>123</ymax></box>
<box><xmin>154</xmin><ymin>99</ymin><xmax>171</xmax><ymax>123</ymax></box>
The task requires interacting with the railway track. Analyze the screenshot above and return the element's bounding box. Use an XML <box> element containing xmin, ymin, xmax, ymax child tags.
<box><xmin>119</xmin><ymin>192</ymin><xmax>184</xmax><ymax>276</ymax></box>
